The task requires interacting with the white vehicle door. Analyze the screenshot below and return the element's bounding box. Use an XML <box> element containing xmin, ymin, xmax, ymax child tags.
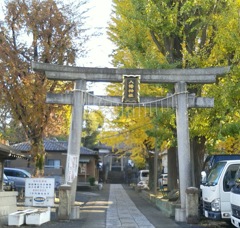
<box><xmin>220</xmin><ymin>164</ymin><xmax>240</xmax><ymax>216</ymax></box>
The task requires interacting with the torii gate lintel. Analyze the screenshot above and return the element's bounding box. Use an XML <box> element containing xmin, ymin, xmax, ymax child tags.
<box><xmin>32</xmin><ymin>61</ymin><xmax>229</xmax><ymax>83</ymax></box>
<box><xmin>46</xmin><ymin>92</ymin><xmax>214</xmax><ymax>108</ymax></box>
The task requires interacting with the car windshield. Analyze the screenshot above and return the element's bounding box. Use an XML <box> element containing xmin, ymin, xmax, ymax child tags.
<box><xmin>142</xmin><ymin>172</ymin><xmax>149</xmax><ymax>177</ymax></box>
<box><xmin>235</xmin><ymin>168</ymin><xmax>240</xmax><ymax>183</ymax></box>
<box><xmin>205</xmin><ymin>161</ymin><xmax>226</xmax><ymax>186</ymax></box>
<box><xmin>23</xmin><ymin>170</ymin><xmax>31</xmax><ymax>178</ymax></box>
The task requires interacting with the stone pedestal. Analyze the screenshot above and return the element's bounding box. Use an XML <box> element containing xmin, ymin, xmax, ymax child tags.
<box><xmin>186</xmin><ymin>187</ymin><xmax>199</xmax><ymax>224</ymax></box>
<box><xmin>70</xmin><ymin>206</ymin><xmax>80</xmax><ymax>219</ymax></box>
<box><xmin>0</xmin><ymin>191</ymin><xmax>18</xmax><ymax>226</ymax></box>
<box><xmin>58</xmin><ymin>184</ymin><xmax>71</xmax><ymax>220</ymax></box>
<box><xmin>175</xmin><ymin>208</ymin><xmax>186</xmax><ymax>222</ymax></box>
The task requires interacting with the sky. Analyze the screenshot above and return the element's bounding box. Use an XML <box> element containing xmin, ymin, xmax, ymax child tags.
<box><xmin>81</xmin><ymin>0</ymin><xmax>114</xmax><ymax>95</ymax></box>
<box><xmin>81</xmin><ymin>0</ymin><xmax>114</xmax><ymax>68</ymax></box>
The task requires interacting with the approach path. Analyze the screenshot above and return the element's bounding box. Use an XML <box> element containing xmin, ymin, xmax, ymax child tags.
<box><xmin>10</xmin><ymin>184</ymin><xmax>229</xmax><ymax>228</ymax></box>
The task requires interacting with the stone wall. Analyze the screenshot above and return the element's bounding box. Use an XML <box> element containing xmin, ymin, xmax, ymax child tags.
<box><xmin>0</xmin><ymin>191</ymin><xmax>18</xmax><ymax>226</ymax></box>
<box><xmin>138</xmin><ymin>189</ymin><xmax>180</xmax><ymax>218</ymax></box>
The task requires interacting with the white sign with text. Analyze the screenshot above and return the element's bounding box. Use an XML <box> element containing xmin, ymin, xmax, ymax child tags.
<box><xmin>25</xmin><ymin>178</ymin><xmax>55</xmax><ymax>207</ymax></box>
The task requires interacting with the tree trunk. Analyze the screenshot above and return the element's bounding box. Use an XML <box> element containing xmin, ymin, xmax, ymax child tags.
<box><xmin>191</xmin><ymin>137</ymin><xmax>206</xmax><ymax>187</ymax></box>
<box><xmin>148</xmin><ymin>153</ymin><xmax>154</xmax><ymax>191</ymax></box>
<box><xmin>31</xmin><ymin>139</ymin><xmax>45</xmax><ymax>177</ymax></box>
<box><xmin>168</xmin><ymin>146</ymin><xmax>178</xmax><ymax>190</ymax></box>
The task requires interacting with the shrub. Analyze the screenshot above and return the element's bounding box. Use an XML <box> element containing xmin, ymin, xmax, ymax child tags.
<box><xmin>89</xmin><ymin>177</ymin><xmax>95</xmax><ymax>186</ymax></box>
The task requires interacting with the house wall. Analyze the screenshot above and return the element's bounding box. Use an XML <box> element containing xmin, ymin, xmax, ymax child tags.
<box><xmin>160</xmin><ymin>150</ymin><xmax>168</xmax><ymax>174</ymax></box>
<box><xmin>78</xmin><ymin>156</ymin><xmax>98</xmax><ymax>182</ymax></box>
<box><xmin>5</xmin><ymin>152</ymin><xmax>99</xmax><ymax>183</ymax></box>
<box><xmin>5</xmin><ymin>158</ymin><xmax>29</xmax><ymax>170</ymax></box>
<box><xmin>45</xmin><ymin>152</ymin><xmax>66</xmax><ymax>174</ymax></box>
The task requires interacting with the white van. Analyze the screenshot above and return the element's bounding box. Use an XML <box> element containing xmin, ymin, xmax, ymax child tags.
<box><xmin>202</xmin><ymin>160</ymin><xmax>240</xmax><ymax>221</ymax></box>
<box><xmin>138</xmin><ymin>170</ymin><xmax>149</xmax><ymax>183</ymax></box>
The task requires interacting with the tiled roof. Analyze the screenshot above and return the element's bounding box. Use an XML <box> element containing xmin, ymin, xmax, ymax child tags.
<box><xmin>93</xmin><ymin>143</ymin><xmax>112</xmax><ymax>150</ymax></box>
<box><xmin>44</xmin><ymin>140</ymin><xmax>67</xmax><ymax>151</ymax></box>
<box><xmin>80</xmin><ymin>147</ymin><xmax>97</xmax><ymax>155</ymax></box>
<box><xmin>11</xmin><ymin>142</ymin><xmax>31</xmax><ymax>152</ymax></box>
<box><xmin>0</xmin><ymin>144</ymin><xmax>28</xmax><ymax>160</ymax></box>
<box><xmin>12</xmin><ymin>140</ymin><xmax>97</xmax><ymax>156</ymax></box>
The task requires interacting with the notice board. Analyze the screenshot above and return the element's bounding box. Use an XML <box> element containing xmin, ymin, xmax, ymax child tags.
<box><xmin>25</xmin><ymin>178</ymin><xmax>55</xmax><ymax>207</ymax></box>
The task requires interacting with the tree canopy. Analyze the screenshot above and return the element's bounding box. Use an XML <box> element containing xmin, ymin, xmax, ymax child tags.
<box><xmin>105</xmin><ymin>0</ymin><xmax>240</xmax><ymax>170</ymax></box>
<box><xmin>82</xmin><ymin>109</ymin><xmax>105</xmax><ymax>149</ymax></box>
<box><xmin>0</xmin><ymin>0</ymin><xmax>87</xmax><ymax>175</ymax></box>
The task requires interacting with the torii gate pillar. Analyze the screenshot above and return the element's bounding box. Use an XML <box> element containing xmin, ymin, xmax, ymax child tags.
<box><xmin>175</xmin><ymin>82</ymin><xmax>191</xmax><ymax>220</ymax></box>
<box><xmin>65</xmin><ymin>80</ymin><xmax>86</xmax><ymax>206</ymax></box>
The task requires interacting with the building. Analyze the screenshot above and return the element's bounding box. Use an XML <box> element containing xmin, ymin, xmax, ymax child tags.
<box><xmin>0</xmin><ymin>143</ymin><xmax>28</xmax><ymax>225</ymax></box>
<box><xmin>8</xmin><ymin>139</ymin><xmax>100</xmax><ymax>183</ymax></box>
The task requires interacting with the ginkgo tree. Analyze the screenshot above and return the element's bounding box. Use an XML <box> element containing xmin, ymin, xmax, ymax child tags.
<box><xmin>101</xmin><ymin>81</ymin><xmax>175</xmax><ymax>166</ymax></box>
<box><xmin>106</xmin><ymin>0</ymin><xmax>240</xmax><ymax>187</ymax></box>
<box><xmin>82</xmin><ymin>109</ymin><xmax>105</xmax><ymax>149</ymax></box>
<box><xmin>101</xmin><ymin>110</ymin><xmax>155</xmax><ymax>168</ymax></box>
<box><xmin>0</xmin><ymin>0</ymin><xmax>88</xmax><ymax>176</ymax></box>
<box><xmin>188</xmin><ymin>0</ymin><xmax>240</xmax><ymax>154</ymax></box>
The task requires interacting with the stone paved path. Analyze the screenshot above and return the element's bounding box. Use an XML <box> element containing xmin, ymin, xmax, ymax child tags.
<box><xmin>106</xmin><ymin>184</ymin><xmax>155</xmax><ymax>228</ymax></box>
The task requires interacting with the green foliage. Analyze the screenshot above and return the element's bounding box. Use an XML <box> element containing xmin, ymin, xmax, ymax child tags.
<box><xmin>100</xmin><ymin>107</ymin><xmax>176</xmax><ymax>168</ymax></box>
<box><xmin>88</xmin><ymin>176</ymin><xmax>96</xmax><ymax>186</ymax></box>
<box><xmin>82</xmin><ymin>109</ymin><xmax>104</xmax><ymax>148</ymax></box>
<box><xmin>110</xmin><ymin>0</ymin><xmax>231</xmax><ymax>68</ymax></box>
<box><xmin>107</xmin><ymin>0</ymin><xmax>240</xmax><ymax>162</ymax></box>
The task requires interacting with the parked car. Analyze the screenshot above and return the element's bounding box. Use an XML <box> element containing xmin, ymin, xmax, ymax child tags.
<box><xmin>4</xmin><ymin>167</ymin><xmax>31</xmax><ymax>191</ymax></box>
<box><xmin>138</xmin><ymin>170</ymin><xmax>149</xmax><ymax>183</ymax></box>
<box><xmin>3</xmin><ymin>173</ymin><xmax>15</xmax><ymax>191</ymax></box>
<box><xmin>158</xmin><ymin>173</ymin><xmax>168</xmax><ymax>187</ymax></box>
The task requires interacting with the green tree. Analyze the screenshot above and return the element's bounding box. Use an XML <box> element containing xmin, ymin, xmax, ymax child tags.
<box><xmin>0</xmin><ymin>0</ymin><xmax>87</xmax><ymax>176</ymax></box>
<box><xmin>106</xmin><ymin>0</ymin><xmax>240</xmax><ymax>186</ymax></box>
<box><xmin>82</xmin><ymin>109</ymin><xmax>105</xmax><ymax>149</ymax></box>
<box><xmin>109</xmin><ymin>0</ymin><xmax>230</xmax><ymax>68</ymax></box>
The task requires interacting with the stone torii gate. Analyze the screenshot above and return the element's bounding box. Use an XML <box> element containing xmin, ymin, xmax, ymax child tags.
<box><xmin>32</xmin><ymin>62</ymin><xmax>229</xmax><ymax>221</ymax></box>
